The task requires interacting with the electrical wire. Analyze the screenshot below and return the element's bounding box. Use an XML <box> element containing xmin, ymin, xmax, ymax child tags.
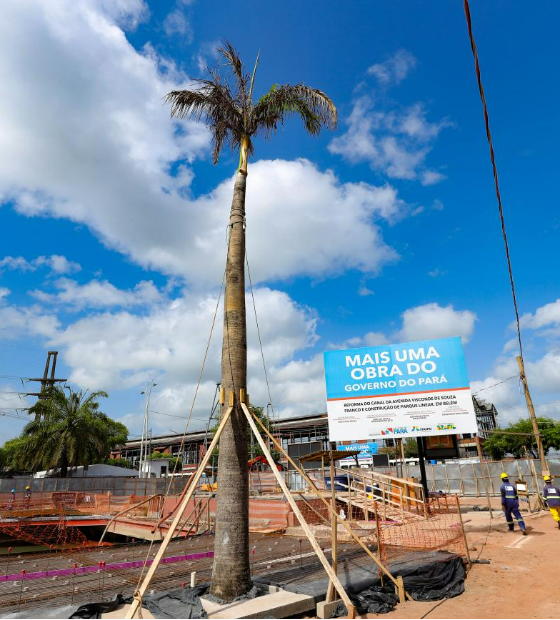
<box><xmin>472</xmin><ymin>374</ymin><xmax>519</xmax><ymax>396</ymax></box>
<box><xmin>463</xmin><ymin>0</ymin><xmax>524</xmax><ymax>361</ymax></box>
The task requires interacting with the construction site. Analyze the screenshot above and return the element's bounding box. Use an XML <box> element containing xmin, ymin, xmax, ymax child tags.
<box><xmin>1</xmin><ymin>0</ymin><xmax>559</xmax><ymax>619</ymax></box>
<box><xmin>1</xmin><ymin>448</ymin><xmax>558</xmax><ymax>618</ymax></box>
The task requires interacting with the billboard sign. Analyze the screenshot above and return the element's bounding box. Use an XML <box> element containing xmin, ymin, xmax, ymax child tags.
<box><xmin>324</xmin><ymin>336</ymin><xmax>477</xmax><ymax>441</ymax></box>
<box><xmin>339</xmin><ymin>442</ymin><xmax>378</xmax><ymax>461</ymax></box>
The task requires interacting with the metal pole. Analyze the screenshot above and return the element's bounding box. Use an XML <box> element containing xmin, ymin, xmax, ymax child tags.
<box><xmin>416</xmin><ymin>437</ymin><xmax>429</xmax><ymax>502</ymax></box>
<box><xmin>139</xmin><ymin>382</ymin><xmax>156</xmax><ymax>479</ymax></box>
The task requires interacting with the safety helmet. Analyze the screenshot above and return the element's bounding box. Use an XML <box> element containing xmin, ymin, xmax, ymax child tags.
<box><xmin>25</xmin><ymin>485</ymin><xmax>30</xmax><ymax>490</ymax></box>
<box><xmin>544</xmin><ymin>475</ymin><xmax>552</xmax><ymax>483</ymax></box>
<box><xmin>500</xmin><ymin>473</ymin><xmax>509</xmax><ymax>479</ymax></box>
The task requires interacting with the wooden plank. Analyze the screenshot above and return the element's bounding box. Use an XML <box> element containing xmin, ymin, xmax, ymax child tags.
<box><xmin>241</xmin><ymin>404</ymin><xmax>356</xmax><ymax>617</ymax></box>
<box><xmin>125</xmin><ymin>406</ymin><xmax>234</xmax><ymax>620</ymax></box>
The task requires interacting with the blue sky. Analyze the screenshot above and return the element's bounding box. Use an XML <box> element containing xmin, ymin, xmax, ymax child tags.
<box><xmin>1</xmin><ymin>0</ymin><xmax>559</xmax><ymax>443</ymax></box>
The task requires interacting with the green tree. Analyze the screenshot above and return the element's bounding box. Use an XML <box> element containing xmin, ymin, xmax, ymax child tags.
<box><xmin>166</xmin><ymin>42</ymin><xmax>336</xmax><ymax>600</ymax></box>
<box><xmin>483</xmin><ymin>417</ymin><xmax>560</xmax><ymax>460</ymax></box>
<box><xmin>8</xmin><ymin>386</ymin><xmax>128</xmax><ymax>477</ymax></box>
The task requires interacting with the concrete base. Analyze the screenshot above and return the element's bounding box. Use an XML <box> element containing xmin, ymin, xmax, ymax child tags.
<box><xmin>317</xmin><ymin>598</ymin><xmax>344</xmax><ymax>619</ymax></box>
<box><xmin>101</xmin><ymin>603</ymin><xmax>155</xmax><ymax>619</ymax></box>
<box><xmin>200</xmin><ymin>587</ymin><xmax>315</xmax><ymax>619</ymax></box>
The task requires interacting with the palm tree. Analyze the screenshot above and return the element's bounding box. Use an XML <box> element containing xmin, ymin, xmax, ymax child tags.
<box><xmin>166</xmin><ymin>42</ymin><xmax>336</xmax><ymax>600</ymax></box>
<box><xmin>21</xmin><ymin>387</ymin><xmax>127</xmax><ymax>477</ymax></box>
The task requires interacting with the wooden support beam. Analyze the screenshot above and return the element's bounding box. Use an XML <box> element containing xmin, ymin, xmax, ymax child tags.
<box><xmin>326</xmin><ymin>447</ymin><xmax>338</xmax><ymax>603</ymax></box>
<box><xmin>241</xmin><ymin>403</ymin><xmax>356</xmax><ymax>617</ymax></box>
<box><xmin>125</xmin><ymin>406</ymin><xmax>234</xmax><ymax>620</ymax></box>
<box><xmin>246</xmin><ymin>405</ymin><xmax>404</xmax><ymax>598</ymax></box>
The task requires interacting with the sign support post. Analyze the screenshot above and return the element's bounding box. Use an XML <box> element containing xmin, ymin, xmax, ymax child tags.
<box><xmin>416</xmin><ymin>437</ymin><xmax>429</xmax><ymax>502</ymax></box>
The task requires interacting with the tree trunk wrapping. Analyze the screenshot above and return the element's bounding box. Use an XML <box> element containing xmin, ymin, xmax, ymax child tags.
<box><xmin>210</xmin><ymin>171</ymin><xmax>251</xmax><ymax>599</ymax></box>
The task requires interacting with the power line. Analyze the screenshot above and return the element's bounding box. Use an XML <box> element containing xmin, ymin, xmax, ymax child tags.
<box><xmin>463</xmin><ymin>0</ymin><xmax>524</xmax><ymax>359</ymax></box>
<box><xmin>472</xmin><ymin>374</ymin><xmax>519</xmax><ymax>395</ymax></box>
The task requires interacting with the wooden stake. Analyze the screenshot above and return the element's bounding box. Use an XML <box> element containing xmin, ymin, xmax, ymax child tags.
<box><xmin>455</xmin><ymin>495</ymin><xmax>471</xmax><ymax>569</ymax></box>
<box><xmin>241</xmin><ymin>404</ymin><xmax>356</xmax><ymax>617</ymax></box>
<box><xmin>326</xmin><ymin>446</ymin><xmax>338</xmax><ymax>603</ymax></box>
<box><xmin>125</xmin><ymin>407</ymin><xmax>234</xmax><ymax>620</ymax></box>
<box><xmin>517</xmin><ymin>356</ymin><xmax>548</xmax><ymax>475</ymax></box>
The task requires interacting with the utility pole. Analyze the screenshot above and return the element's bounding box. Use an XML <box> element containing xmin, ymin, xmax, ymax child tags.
<box><xmin>139</xmin><ymin>381</ymin><xmax>157</xmax><ymax>478</ymax></box>
<box><xmin>516</xmin><ymin>356</ymin><xmax>548</xmax><ymax>475</ymax></box>
<box><xmin>25</xmin><ymin>351</ymin><xmax>66</xmax><ymax>419</ymax></box>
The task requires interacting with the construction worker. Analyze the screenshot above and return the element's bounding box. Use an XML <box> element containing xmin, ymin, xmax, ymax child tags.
<box><xmin>500</xmin><ymin>473</ymin><xmax>526</xmax><ymax>535</ymax></box>
<box><xmin>542</xmin><ymin>475</ymin><xmax>560</xmax><ymax>529</ymax></box>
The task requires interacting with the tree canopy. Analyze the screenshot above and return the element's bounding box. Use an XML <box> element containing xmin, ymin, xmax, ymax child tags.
<box><xmin>1</xmin><ymin>386</ymin><xmax>128</xmax><ymax>477</ymax></box>
<box><xmin>166</xmin><ymin>41</ymin><xmax>337</xmax><ymax>169</ymax></box>
<box><xmin>483</xmin><ymin>417</ymin><xmax>560</xmax><ymax>460</ymax></box>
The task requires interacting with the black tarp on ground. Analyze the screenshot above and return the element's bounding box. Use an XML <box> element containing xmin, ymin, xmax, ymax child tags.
<box><xmin>254</xmin><ymin>550</ymin><xmax>466</xmax><ymax>615</ymax></box>
<box><xmin>69</xmin><ymin>586</ymin><xmax>208</xmax><ymax>619</ymax></box>
<box><xmin>68</xmin><ymin>551</ymin><xmax>465</xmax><ymax>618</ymax></box>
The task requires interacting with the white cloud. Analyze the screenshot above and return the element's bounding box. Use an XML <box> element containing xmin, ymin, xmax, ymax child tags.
<box><xmin>367</xmin><ymin>49</ymin><xmax>417</xmax><ymax>86</ymax></box>
<box><xmin>0</xmin><ymin>3</ymin><xmax>409</xmax><ymax>287</ymax></box>
<box><xmin>0</xmin><ymin>288</ymin><xmax>10</xmax><ymax>301</ymax></box>
<box><xmin>329</xmin><ymin>96</ymin><xmax>450</xmax><ymax>183</ymax></box>
<box><xmin>520</xmin><ymin>298</ymin><xmax>560</xmax><ymax>332</ymax></box>
<box><xmin>398</xmin><ymin>303</ymin><xmax>477</xmax><ymax>343</ymax></box>
<box><xmin>0</xmin><ymin>303</ymin><xmax>59</xmax><ymax>341</ymax></box>
<box><xmin>471</xmin><ymin>297</ymin><xmax>560</xmax><ymax>424</ymax></box>
<box><xmin>0</xmin><ymin>255</ymin><xmax>81</xmax><ymax>275</ymax></box>
<box><xmin>42</xmin><ymin>286</ymin><xmax>317</xmax><ymax>429</ymax></box>
<box><xmin>31</xmin><ymin>278</ymin><xmax>163</xmax><ymax>310</ymax></box>
<box><xmin>163</xmin><ymin>7</ymin><xmax>193</xmax><ymax>40</ymax></box>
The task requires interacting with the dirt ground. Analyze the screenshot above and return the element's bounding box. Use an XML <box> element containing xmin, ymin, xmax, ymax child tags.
<box><xmin>364</xmin><ymin>498</ymin><xmax>560</xmax><ymax>619</ymax></box>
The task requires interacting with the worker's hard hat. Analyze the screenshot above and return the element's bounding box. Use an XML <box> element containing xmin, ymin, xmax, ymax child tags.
<box><xmin>544</xmin><ymin>475</ymin><xmax>552</xmax><ymax>482</ymax></box>
<box><xmin>25</xmin><ymin>485</ymin><xmax>30</xmax><ymax>490</ymax></box>
<box><xmin>500</xmin><ymin>473</ymin><xmax>509</xmax><ymax>479</ymax></box>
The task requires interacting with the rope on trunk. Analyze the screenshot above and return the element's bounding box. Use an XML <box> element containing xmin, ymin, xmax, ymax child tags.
<box><xmin>245</xmin><ymin>249</ymin><xmax>274</xmax><ymax>410</ymax></box>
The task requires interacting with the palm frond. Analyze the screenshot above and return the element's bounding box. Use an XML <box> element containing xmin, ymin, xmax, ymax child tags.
<box><xmin>217</xmin><ymin>41</ymin><xmax>249</xmax><ymax>107</ymax></box>
<box><xmin>166</xmin><ymin>77</ymin><xmax>245</xmax><ymax>164</ymax></box>
<box><xmin>252</xmin><ymin>83</ymin><xmax>337</xmax><ymax>138</ymax></box>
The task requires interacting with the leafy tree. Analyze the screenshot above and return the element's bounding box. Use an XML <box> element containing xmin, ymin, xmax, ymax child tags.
<box><xmin>483</xmin><ymin>417</ymin><xmax>560</xmax><ymax>460</ymax></box>
<box><xmin>105</xmin><ymin>457</ymin><xmax>134</xmax><ymax>469</ymax></box>
<box><xmin>5</xmin><ymin>386</ymin><xmax>128</xmax><ymax>477</ymax></box>
<box><xmin>149</xmin><ymin>451</ymin><xmax>182</xmax><ymax>471</ymax></box>
<box><xmin>166</xmin><ymin>42</ymin><xmax>336</xmax><ymax>600</ymax></box>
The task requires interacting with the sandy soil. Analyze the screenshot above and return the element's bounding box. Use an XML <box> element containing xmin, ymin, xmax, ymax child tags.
<box><xmin>365</xmin><ymin>501</ymin><xmax>560</xmax><ymax>619</ymax></box>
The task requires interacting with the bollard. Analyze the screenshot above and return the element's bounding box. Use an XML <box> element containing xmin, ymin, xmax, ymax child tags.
<box><xmin>190</xmin><ymin>571</ymin><xmax>196</xmax><ymax>588</ymax></box>
<box><xmin>17</xmin><ymin>570</ymin><xmax>25</xmax><ymax>612</ymax></box>
<box><xmin>5</xmin><ymin>547</ymin><xmax>12</xmax><ymax>578</ymax></box>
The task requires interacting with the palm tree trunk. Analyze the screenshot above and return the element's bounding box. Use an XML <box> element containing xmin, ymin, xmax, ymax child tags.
<box><xmin>210</xmin><ymin>169</ymin><xmax>251</xmax><ymax>600</ymax></box>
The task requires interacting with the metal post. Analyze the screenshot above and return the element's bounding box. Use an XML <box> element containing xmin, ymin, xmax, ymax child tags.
<box><xmin>416</xmin><ymin>437</ymin><xmax>429</xmax><ymax>502</ymax></box>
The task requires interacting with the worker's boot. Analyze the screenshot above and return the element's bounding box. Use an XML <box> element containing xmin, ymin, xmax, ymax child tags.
<box><xmin>522</xmin><ymin>529</ymin><xmax>527</xmax><ymax>536</ymax></box>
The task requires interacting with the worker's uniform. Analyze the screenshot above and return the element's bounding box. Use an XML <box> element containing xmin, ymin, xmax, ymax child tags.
<box><xmin>543</xmin><ymin>483</ymin><xmax>560</xmax><ymax>523</ymax></box>
<box><xmin>500</xmin><ymin>481</ymin><xmax>526</xmax><ymax>531</ymax></box>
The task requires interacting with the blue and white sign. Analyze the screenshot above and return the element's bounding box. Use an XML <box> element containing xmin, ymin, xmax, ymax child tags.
<box><xmin>339</xmin><ymin>442</ymin><xmax>378</xmax><ymax>461</ymax></box>
<box><xmin>324</xmin><ymin>337</ymin><xmax>478</xmax><ymax>441</ymax></box>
